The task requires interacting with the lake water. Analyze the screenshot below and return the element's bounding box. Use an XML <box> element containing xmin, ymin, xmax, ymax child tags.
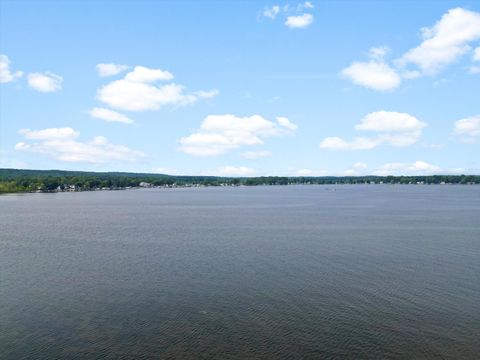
<box><xmin>1</xmin><ymin>185</ymin><xmax>479</xmax><ymax>359</ymax></box>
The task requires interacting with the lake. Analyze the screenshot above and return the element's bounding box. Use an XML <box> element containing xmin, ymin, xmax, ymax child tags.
<box><xmin>1</xmin><ymin>185</ymin><xmax>479</xmax><ymax>359</ymax></box>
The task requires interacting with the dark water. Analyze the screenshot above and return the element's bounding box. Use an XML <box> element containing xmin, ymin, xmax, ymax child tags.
<box><xmin>1</xmin><ymin>185</ymin><xmax>479</xmax><ymax>359</ymax></box>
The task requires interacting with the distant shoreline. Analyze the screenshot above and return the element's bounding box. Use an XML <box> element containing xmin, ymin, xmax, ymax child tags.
<box><xmin>1</xmin><ymin>168</ymin><xmax>479</xmax><ymax>194</ymax></box>
<box><xmin>2</xmin><ymin>182</ymin><xmax>479</xmax><ymax>195</ymax></box>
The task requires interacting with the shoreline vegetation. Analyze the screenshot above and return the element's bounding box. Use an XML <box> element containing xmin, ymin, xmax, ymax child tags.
<box><xmin>0</xmin><ymin>169</ymin><xmax>480</xmax><ymax>194</ymax></box>
<box><xmin>0</xmin><ymin>168</ymin><xmax>479</xmax><ymax>194</ymax></box>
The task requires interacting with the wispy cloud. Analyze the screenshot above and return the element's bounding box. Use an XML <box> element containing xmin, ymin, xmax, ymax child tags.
<box><xmin>262</xmin><ymin>2</ymin><xmax>314</xmax><ymax>29</ymax></box>
<box><xmin>89</xmin><ymin>107</ymin><xmax>133</xmax><ymax>124</ymax></box>
<box><xmin>263</xmin><ymin>5</ymin><xmax>280</xmax><ymax>19</ymax></box>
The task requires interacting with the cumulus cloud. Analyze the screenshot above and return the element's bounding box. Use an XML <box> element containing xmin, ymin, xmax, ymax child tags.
<box><xmin>89</xmin><ymin>107</ymin><xmax>133</xmax><ymax>124</ymax></box>
<box><xmin>242</xmin><ymin>150</ymin><xmax>272</xmax><ymax>160</ymax></box>
<box><xmin>15</xmin><ymin>127</ymin><xmax>144</xmax><ymax>164</ymax></box>
<box><xmin>96</xmin><ymin>63</ymin><xmax>129</xmax><ymax>77</ymax></box>
<box><xmin>0</xmin><ymin>55</ymin><xmax>23</xmax><ymax>83</ymax></box>
<box><xmin>341</xmin><ymin>47</ymin><xmax>401</xmax><ymax>91</ymax></box>
<box><xmin>320</xmin><ymin>111</ymin><xmax>426</xmax><ymax>150</ymax></box>
<box><xmin>285</xmin><ymin>13</ymin><xmax>314</xmax><ymax>28</ymax></box>
<box><xmin>96</xmin><ymin>65</ymin><xmax>217</xmax><ymax>111</ymax></box>
<box><xmin>216</xmin><ymin>166</ymin><xmax>256</xmax><ymax>176</ymax></box>
<box><xmin>373</xmin><ymin>161</ymin><xmax>441</xmax><ymax>176</ymax></box>
<box><xmin>343</xmin><ymin>8</ymin><xmax>480</xmax><ymax>90</ymax></box>
<box><xmin>179</xmin><ymin>114</ymin><xmax>297</xmax><ymax>156</ymax></box>
<box><xmin>397</xmin><ymin>8</ymin><xmax>480</xmax><ymax>75</ymax></box>
<box><xmin>124</xmin><ymin>66</ymin><xmax>173</xmax><ymax>82</ymax></box>
<box><xmin>454</xmin><ymin>115</ymin><xmax>480</xmax><ymax>142</ymax></box>
<box><xmin>28</xmin><ymin>72</ymin><xmax>63</xmax><ymax>92</ymax></box>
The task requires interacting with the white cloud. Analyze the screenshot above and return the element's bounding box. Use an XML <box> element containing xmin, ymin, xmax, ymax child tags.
<box><xmin>320</xmin><ymin>111</ymin><xmax>426</xmax><ymax>150</ymax></box>
<box><xmin>320</xmin><ymin>136</ymin><xmax>380</xmax><ymax>150</ymax></box>
<box><xmin>28</xmin><ymin>72</ymin><xmax>63</xmax><ymax>92</ymax></box>
<box><xmin>369</xmin><ymin>46</ymin><xmax>389</xmax><ymax>60</ymax></box>
<box><xmin>15</xmin><ymin>127</ymin><xmax>144</xmax><ymax>164</ymax></box>
<box><xmin>276</xmin><ymin>116</ymin><xmax>298</xmax><ymax>130</ymax></box>
<box><xmin>19</xmin><ymin>127</ymin><xmax>79</xmax><ymax>140</ymax></box>
<box><xmin>397</xmin><ymin>8</ymin><xmax>480</xmax><ymax>75</ymax></box>
<box><xmin>298</xmin><ymin>1</ymin><xmax>314</xmax><ymax>10</ymax></box>
<box><xmin>356</xmin><ymin>110</ymin><xmax>426</xmax><ymax>146</ymax></box>
<box><xmin>179</xmin><ymin>114</ymin><xmax>297</xmax><ymax>156</ymax></box>
<box><xmin>263</xmin><ymin>3</ymin><xmax>314</xmax><ymax>29</ymax></box>
<box><xmin>242</xmin><ymin>150</ymin><xmax>272</xmax><ymax>159</ymax></box>
<box><xmin>285</xmin><ymin>13</ymin><xmax>314</xmax><ymax>28</ymax></box>
<box><xmin>96</xmin><ymin>63</ymin><xmax>129</xmax><ymax>77</ymax></box>
<box><xmin>373</xmin><ymin>161</ymin><xmax>441</xmax><ymax>176</ymax></box>
<box><xmin>0</xmin><ymin>55</ymin><xmax>23</xmax><ymax>83</ymax></box>
<box><xmin>216</xmin><ymin>166</ymin><xmax>256</xmax><ymax>176</ymax></box>
<box><xmin>89</xmin><ymin>107</ymin><xmax>133</xmax><ymax>124</ymax></box>
<box><xmin>263</xmin><ymin>5</ymin><xmax>280</xmax><ymax>19</ymax></box>
<box><xmin>341</xmin><ymin>61</ymin><xmax>401</xmax><ymax>91</ymax></box>
<box><xmin>124</xmin><ymin>66</ymin><xmax>173</xmax><ymax>82</ymax></box>
<box><xmin>96</xmin><ymin>65</ymin><xmax>217</xmax><ymax>111</ymax></box>
<box><xmin>343</xmin><ymin>8</ymin><xmax>480</xmax><ymax>90</ymax></box>
<box><xmin>454</xmin><ymin>115</ymin><xmax>480</xmax><ymax>142</ymax></box>
<box><xmin>341</xmin><ymin>47</ymin><xmax>401</xmax><ymax>91</ymax></box>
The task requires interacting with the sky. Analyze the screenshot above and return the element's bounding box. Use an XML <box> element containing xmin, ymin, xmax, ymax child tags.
<box><xmin>1</xmin><ymin>0</ymin><xmax>479</xmax><ymax>177</ymax></box>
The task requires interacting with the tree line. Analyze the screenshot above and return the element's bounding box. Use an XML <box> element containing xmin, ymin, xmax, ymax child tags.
<box><xmin>0</xmin><ymin>169</ymin><xmax>478</xmax><ymax>193</ymax></box>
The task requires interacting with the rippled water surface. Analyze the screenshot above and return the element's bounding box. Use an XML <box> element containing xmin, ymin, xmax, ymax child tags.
<box><xmin>1</xmin><ymin>185</ymin><xmax>479</xmax><ymax>359</ymax></box>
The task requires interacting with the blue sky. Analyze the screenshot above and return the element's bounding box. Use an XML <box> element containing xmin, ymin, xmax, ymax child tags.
<box><xmin>1</xmin><ymin>0</ymin><xmax>479</xmax><ymax>176</ymax></box>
